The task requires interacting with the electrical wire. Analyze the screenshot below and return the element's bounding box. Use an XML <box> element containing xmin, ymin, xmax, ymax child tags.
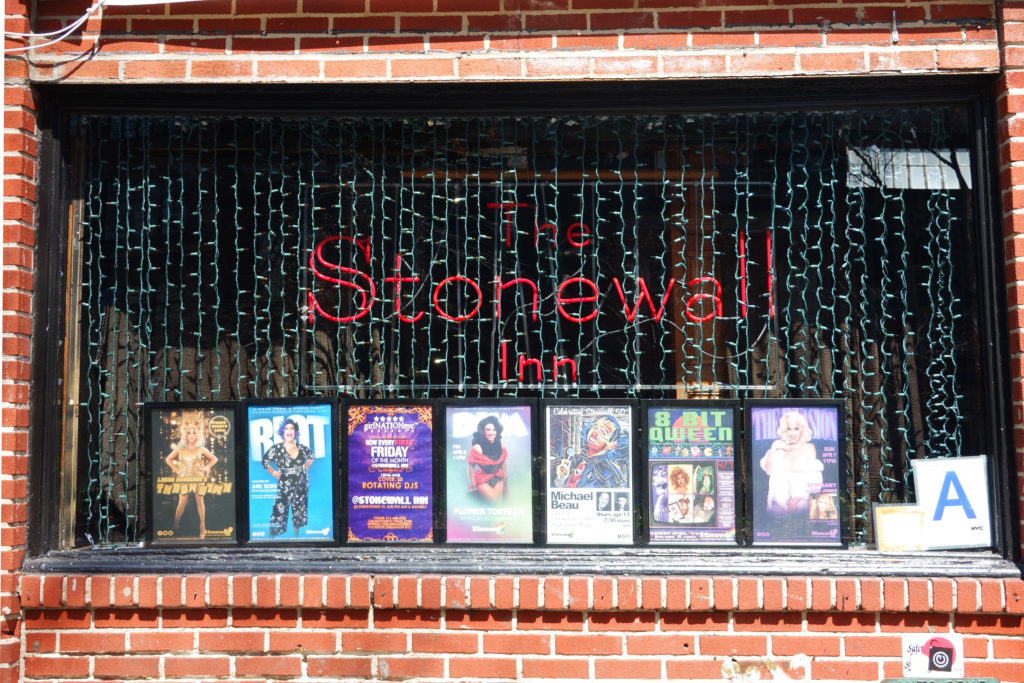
<box><xmin>3</xmin><ymin>0</ymin><xmax>103</xmax><ymax>53</ymax></box>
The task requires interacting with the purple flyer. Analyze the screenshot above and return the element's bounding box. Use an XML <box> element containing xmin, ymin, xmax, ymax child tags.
<box><xmin>346</xmin><ymin>404</ymin><xmax>434</xmax><ymax>543</ymax></box>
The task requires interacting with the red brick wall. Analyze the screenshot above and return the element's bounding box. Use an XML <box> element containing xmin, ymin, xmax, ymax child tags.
<box><xmin>4</xmin><ymin>1</ymin><xmax>1022</xmax><ymax>681</ymax></box>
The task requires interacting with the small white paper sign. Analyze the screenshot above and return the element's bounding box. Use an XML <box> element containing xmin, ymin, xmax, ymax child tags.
<box><xmin>873</xmin><ymin>503</ymin><xmax>924</xmax><ymax>551</ymax></box>
<box><xmin>911</xmin><ymin>455</ymin><xmax>991</xmax><ymax>550</ymax></box>
<box><xmin>901</xmin><ymin>633</ymin><xmax>964</xmax><ymax>677</ymax></box>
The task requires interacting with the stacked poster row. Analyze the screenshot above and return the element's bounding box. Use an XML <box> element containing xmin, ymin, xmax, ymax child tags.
<box><xmin>146</xmin><ymin>399</ymin><xmax>846</xmax><ymax>548</ymax></box>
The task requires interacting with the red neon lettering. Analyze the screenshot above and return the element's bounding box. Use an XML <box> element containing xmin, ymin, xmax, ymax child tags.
<box><xmin>308</xmin><ymin>236</ymin><xmax>375</xmax><ymax>323</ymax></box>
<box><xmin>501</xmin><ymin>341</ymin><xmax>508</xmax><ymax>381</ymax></box>
<box><xmin>518</xmin><ymin>354</ymin><xmax>543</xmax><ymax>383</ymax></box>
<box><xmin>739</xmin><ymin>231</ymin><xmax>747</xmax><ymax>319</ymax></box>
<box><xmin>766</xmin><ymin>231</ymin><xmax>774</xmax><ymax>319</ymax></box>
<box><xmin>552</xmin><ymin>355</ymin><xmax>578</xmax><ymax>383</ymax></box>
<box><xmin>556</xmin><ymin>277</ymin><xmax>600</xmax><ymax>323</ymax></box>
<box><xmin>495</xmin><ymin>277</ymin><xmax>539</xmax><ymax>322</ymax></box>
<box><xmin>384</xmin><ymin>255</ymin><xmax>424</xmax><ymax>323</ymax></box>
<box><xmin>486</xmin><ymin>202</ymin><xmax>531</xmax><ymax>247</ymax></box>
<box><xmin>685</xmin><ymin>277</ymin><xmax>723</xmax><ymax>323</ymax></box>
<box><xmin>535</xmin><ymin>222</ymin><xmax>557</xmax><ymax>247</ymax></box>
<box><xmin>611</xmin><ymin>277</ymin><xmax>676</xmax><ymax>323</ymax></box>
<box><xmin>566</xmin><ymin>222</ymin><xmax>592</xmax><ymax>248</ymax></box>
<box><xmin>432</xmin><ymin>275</ymin><xmax>483</xmax><ymax>322</ymax></box>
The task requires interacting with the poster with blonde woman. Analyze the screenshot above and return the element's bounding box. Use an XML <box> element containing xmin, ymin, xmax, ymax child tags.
<box><xmin>746</xmin><ymin>400</ymin><xmax>846</xmax><ymax>547</ymax></box>
<box><xmin>146</xmin><ymin>403</ymin><xmax>239</xmax><ymax>545</ymax></box>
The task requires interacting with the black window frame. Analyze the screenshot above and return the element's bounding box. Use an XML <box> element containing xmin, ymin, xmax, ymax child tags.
<box><xmin>25</xmin><ymin>76</ymin><xmax>1021</xmax><ymax>577</ymax></box>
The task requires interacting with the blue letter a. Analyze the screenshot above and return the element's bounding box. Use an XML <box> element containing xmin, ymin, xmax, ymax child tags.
<box><xmin>932</xmin><ymin>471</ymin><xmax>977</xmax><ymax>521</ymax></box>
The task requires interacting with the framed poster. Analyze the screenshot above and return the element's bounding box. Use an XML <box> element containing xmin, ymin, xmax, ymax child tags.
<box><xmin>145</xmin><ymin>402</ymin><xmax>240</xmax><ymax>546</ymax></box>
<box><xmin>642</xmin><ymin>401</ymin><xmax>740</xmax><ymax>545</ymax></box>
<box><xmin>344</xmin><ymin>402</ymin><xmax>435</xmax><ymax>543</ymax></box>
<box><xmin>544</xmin><ymin>401</ymin><xmax>635</xmax><ymax>545</ymax></box>
<box><xmin>244</xmin><ymin>399</ymin><xmax>338</xmax><ymax>544</ymax></box>
<box><xmin>746</xmin><ymin>399</ymin><xmax>846</xmax><ymax>547</ymax></box>
<box><xmin>443</xmin><ymin>401</ymin><xmax>535</xmax><ymax>544</ymax></box>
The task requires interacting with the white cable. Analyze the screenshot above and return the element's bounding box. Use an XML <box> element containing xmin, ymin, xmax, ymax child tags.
<box><xmin>3</xmin><ymin>0</ymin><xmax>102</xmax><ymax>53</ymax></box>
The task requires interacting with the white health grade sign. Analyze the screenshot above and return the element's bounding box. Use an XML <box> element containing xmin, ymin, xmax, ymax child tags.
<box><xmin>911</xmin><ymin>455</ymin><xmax>991</xmax><ymax>550</ymax></box>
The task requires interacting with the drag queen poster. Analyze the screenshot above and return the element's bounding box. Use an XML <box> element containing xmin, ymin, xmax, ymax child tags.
<box><xmin>346</xmin><ymin>403</ymin><xmax>434</xmax><ymax>543</ymax></box>
<box><xmin>246</xmin><ymin>400</ymin><xmax>337</xmax><ymax>544</ymax></box>
<box><xmin>147</xmin><ymin>402</ymin><xmax>239</xmax><ymax>545</ymax></box>
<box><xmin>545</xmin><ymin>402</ymin><xmax>634</xmax><ymax>545</ymax></box>
<box><xmin>746</xmin><ymin>400</ymin><xmax>846</xmax><ymax>547</ymax></box>
<box><xmin>444</xmin><ymin>403</ymin><xmax>534</xmax><ymax>544</ymax></box>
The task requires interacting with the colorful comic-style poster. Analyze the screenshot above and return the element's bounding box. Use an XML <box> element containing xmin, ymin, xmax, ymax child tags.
<box><xmin>646</xmin><ymin>403</ymin><xmax>739</xmax><ymax>545</ymax></box>
<box><xmin>346</xmin><ymin>403</ymin><xmax>434</xmax><ymax>543</ymax></box>
<box><xmin>146</xmin><ymin>403</ymin><xmax>238</xmax><ymax>545</ymax></box>
<box><xmin>746</xmin><ymin>400</ymin><xmax>845</xmax><ymax>547</ymax></box>
<box><xmin>246</xmin><ymin>401</ymin><xmax>336</xmax><ymax>544</ymax></box>
<box><xmin>445</xmin><ymin>404</ymin><xmax>534</xmax><ymax>544</ymax></box>
<box><xmin>545</xmin><ymin>403</ymin><xmax>634</xmax><ymax>545</ymax></box>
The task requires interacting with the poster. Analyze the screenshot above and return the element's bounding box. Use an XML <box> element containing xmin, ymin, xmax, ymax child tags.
<box><xmin>746</xmin><ymin>400</ymin><xmax>845</xmax><ymax>547</ymax></box>
<box><xmin>545</xmin><ymin>403</ymin><xmax>634</xmax><ymax>545</ymax></box>
<box><xmin>346</xmin><ymin>403</ymin><xmax>434</xmax><ymax>543</ymax></box>
<box><xmin>246</xmin><ymin>401</ymin><xmax>337</xmax><ymax>543</ymax></box>
<box><xmin>910</xmin><ymin>455</ymin><xmax>991</xmax><ymax>549</ymax></box>
<box><xmin>146</xmin><ymin>403</ymin><xmax>238</xmax><ymax>545</ymax></box>
<box><xmin>444</xmin><ymin>403</ymin><xmax>534</xmax><ymax>543</ymax></box>
<box><xmin>645</xmin><ymin>402</ymin><xmax>739</xmax><ymax>545</ymax></box>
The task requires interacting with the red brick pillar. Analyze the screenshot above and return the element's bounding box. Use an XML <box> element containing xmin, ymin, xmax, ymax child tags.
<box><xmin>2</xmin><ymin>0</ymin><xmax>36</xmax><ymax>679</ymax></box>
<box><xmin>998</xmin><ymin>1</ymin><xmax>1024</xmax><ymax>557</ymax></box>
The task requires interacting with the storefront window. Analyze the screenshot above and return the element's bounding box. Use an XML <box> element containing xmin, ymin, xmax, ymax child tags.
<box><xmin>53</xmin><ymin>101</ymin><xmax>998</xmax><ymax>553</ymax></box>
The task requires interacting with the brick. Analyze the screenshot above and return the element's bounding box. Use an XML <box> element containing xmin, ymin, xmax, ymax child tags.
<box><xmin>184</xmin><ymin>576</ymin><xmax>205</xmax><ymax>608</ymax></box>
<box><xmin>391</xmin><ymin>57</ymin><xmax>455</xmax><ymax>78</ymax></box>
<box><xmin>257</xmin><ymin>60</ymin><xmax>321</xmax><ymax>78</ymax></box>
<box><xmin>773</xmin><ymin>635</ymin><xmax>841</xmax><ymax>656</ymax></box>
<box><xmin>378</xmin><ymin>656</ymin><xmax>444</xmax><ymax>678</ymax></box>
<box><xmin>589</xmin><ymin>611</ymin><xmax>656</xmax><ymax>632</ymax></box>
<box><xmin>396</xmin><ymin>576</ymin><xmax>417</xmax><ymax>608</ymax></box>
<box><xmin>483</xmin><ymin>632</ymin><xmax>550</xmax><ymax>655</ymax></box>
<box><xmin>375</xmin><ymin>608</ymin><xmax>441</xmax><ymax>629</ymax></box>
<box><xmin>626</xmin><ymin>634</ymin><xmax>694</xmax><ymax>656</ymax></box>
<box><xmin>729</xmin><ymin>52</ymin><xmax>796</xmax><ymax>73</ymax></box>
<box><xmin>60</xmin><ymin>632</ymin><xmax>126</xmax><ymax>653</ymax></box>
<box><xmin>811</xmin><ymin>578</ymin><xmax>833</xmax><ymax>611</ymax></box>
<box><xmin>879</xmin><ymin>612</ymin><xmax>950</xmax><ymax>632</ymax></box>
<box><xmin>595</xmin><ymin>658</ymin><xmax>663</xmax><ymax>679</ymax></box>
<box><xmin>129</xmin><ymin>632</ymin><xmax>194</xmax><ymax>652</ymax></box>
<box><xmin>447</xmin><ymin>610</ymin><xmax>514</xmax><ymax>631</ymax></box>
<box><xmin>231</xmin><ymin>608</ymin><xmax>297</xmax><ymax>627</ymax></box>
<box><xmin>883</xmin><ymin>578</ymin><xmax>907</xmax><ymax>611</ymax></box>
<box><xmin>807</xmin><ymin>612</ymin><xmax>876</xmax><ymax>633</ymax></box>
<box><xmin>966</xmin><ymin>661</ymin><xmax>1024</xmax><ymax>679</ymax></box>
<box><xmin>667</xmin><ymin>659</ymin><xmax>733</xmax><ymax>680</ymax></box>
<box><xmin>518</xmin><ymin>610</ymin><xmax>584</xmax><ymax>631</ymax></box>
<box><xmin>23</xmin><ymin>656</ymin><xmax>89</xmax><ymax>677</ymax></box>
<box><xmin>956</xmin><ymin>578</ymin><xmax>979</xmax><ymax>612</ymax></box>
<box><xmin>446</xmin><ymin>577</ymin><xmax>467</xmax><ymax>609</ymax></box>
<box><xmin>522</xmin><ymin>657</ymin><xmax>589</xmax><ymax>679</ymax></box>
<box><xmin>658</xmin><ymin>10</ymin><xmax>723</xmax><ymax>29</ymax></box>
<box><xmin>323</xmin><ymin>59</ymin><xmax>388</xmax><ymax>79</ymax></box>
<box><xmin>992</xmin><ymin>636</ymin><xmax>1024</xmax><ymax>658</ymax></box>
<box><xmin>307</xmin><ymin>655</ymin><xmax>373</xmax><ymax>678</ymax></box>
<box><xmin>421</xmin><ymin>576</ymin><xmax>442</xmax><ymax>610</ymax></box>
<box><xmin>374</xmin><ymin>576</ymin><xmax>395</xmax><ymax>608</ymax></box>
<box><xmin>861</xmin><ymin>578</ymin><xmax>882</xmax><ymax>611</ymax></box>
<box><xmin>269</xmin><ymin>631</ymin><xmax>337</xmax><ymax>652</ymax></box>
<box><xmin>936</xmin><ymin>47</ymin><xmax>1000</xmax><ymax>70</ymax></box>
<box><xmin>590</xmin><ymin>11</ymin><xmax>654</xmax><ymax>30</ymax></box>
<box><xmin>94</xmin><ymin>655</ymin><xmax>160</xmax><ymax>678</ymax></box>
<box><xmin>593</xmin><ymin>55</ymin><xmax>657</xmax><ymax>75</ymax></box>
<box><xmin>343</xmin><ymin>631</ymin><xmax>407</xmax><ymax>653</ymax></box>
<box><xmin>555</xmin><ymin>633</ymin><xmax>621</xmax><ymax>655</ymax></box>
<box><xmin>459</xmin><ymin>56</ymin><xmax>522</xmax><ymax>77</ymax></box>
<box><xmin>401</xmin><ymin>14</ymin><xmax>464</xmax><ymax>32</ymax></box>
<box><xmin>980</xmin><ymin>578</ymin><xmax>1003</xmax><ymax>612</ymax></box>
<box><xmin>236</xmin><ymin>655</ymin><xmax>303</xmax><ymax>676</ymax></box>
<box><xmin>124</xmin><ymin>60</ymin><xmax>188</xmax><ymax>79</ymax></box>
<box><xmin>232</xmin><ymin>575</ymin><xmax>254</xmax><ymax>607</ymax></box>
<box><xmin>197</xmin><ymin>631</ymin><xmax>265</xmax><ymax>652</ymax></box>
<box><xmin>641</xmin><ymin>577</ymin><xmax>661</xmax><ymax>610</ymax></box>
<box><xmin>843</xmin><ymin>635</ymin><xmax>901</xmax><ymax>657</ymax></box>
<box><xmin>302</xmin><ymin>609</ymin><xmax>369</xmax><ymax>629</ymax></box>
<box><xmin>835</xmin><ymin>578</ymin><xmax>857</xmax><ymax>611</ymax></box>
<box><xmin>700</xmin><ymin>634</ymin><xmax>767</xmax><ymax>656</ymax></box>
<box><xmin>811</xmin><ymin>659</ymin><xmax>881</xmax><ymax>681</ymax></box>
<box><xmin>164</xmin><ymin>655</ymin><xmax>231</xmax><ymax>677</ymax></box>
<box><xmin>617</xmin><ymin>578</ymin><xmax>638</xmax><ymax>610</ymax></box>
<box><xmin>412</xmin><ymin>631</ymin><xmax>477</xmax><ymax>654</ymax></box>
<box><xmin>450</xmin><ymin>656</ymin><xmax>517</xmax><ymax>678</ymax></box>
<box><xmin>954</xmin><ymin>614</ymin><xmax>1024</xmax><ymax>635</ymax></box>
<box><xmin>662</xmin><ymin>611</ymin><xmax>730</xmax><ymax>631</ymax></box>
